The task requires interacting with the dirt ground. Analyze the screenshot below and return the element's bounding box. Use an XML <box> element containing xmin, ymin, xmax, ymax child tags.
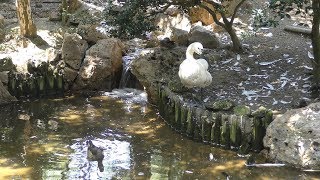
<box><xmin>0</xmin><ymin>0</ymin><xmax>315</xmax><ymax>114</ymax></box>
<box><xmin>200</xmin><ymin>20</ymin><xmax>313</xmax><ymax>113</ymax></box>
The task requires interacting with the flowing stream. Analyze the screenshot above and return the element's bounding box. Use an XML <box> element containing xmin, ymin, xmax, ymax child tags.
<box><xmin>0</xmin><ymin>89</ymin><xmax>319</xmax><ymax>179</ymax></box>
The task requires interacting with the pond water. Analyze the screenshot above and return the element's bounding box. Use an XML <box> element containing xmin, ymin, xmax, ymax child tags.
<box><xmin>0</xmin><ymin>88</ymin><xmax>319</xmax><ymax>179</ymax></box>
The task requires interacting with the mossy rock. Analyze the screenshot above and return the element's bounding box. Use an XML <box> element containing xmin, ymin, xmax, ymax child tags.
<box><xmin>205</xmin><ymin>99</ymin><xmax>235</xmax><ymax>111</ymax></box>
<box><xmin>233</xmin><ymin>105</ymin><xmax>251</xmax><ymax>116</ymax></box>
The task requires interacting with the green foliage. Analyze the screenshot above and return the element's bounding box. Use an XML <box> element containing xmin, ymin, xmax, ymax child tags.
<box><xmin>251</xmin><ymin>8</ymin><xmax>279</xmax><ymax>29</ymax></box>
<box><xmin>104</xmin><ymin>0</ymin><xmax>168</xmax><ymax>39</ymax></box>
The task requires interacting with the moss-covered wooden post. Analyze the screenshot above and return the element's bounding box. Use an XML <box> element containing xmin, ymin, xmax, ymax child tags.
<box><xmin>186</xmin><ymin>106</ymin><xmax>194</xmax><ymax>137</ymax></box>
<box><xmin>239</xmin><ymin>116</ymin><xmax>253</xmax><ymax>154</ymax></box>
<box><xmin>8</xmin><ymin>73</ymin><xmax>16</xmax><ymax>97</ymax></box>
<box><xmin>46</xmin><ymin>70</ymin><xmax>55</xmax><ymax>95</ymax></box>
<box><xmin>193</xmin><ymin>107</ymin><xmax>203</xmax><ymax>141</ymax></box>
<box><xmin>252</xmin><ymin>107</ymin><xmax>273</xmax><ymax>151</ymax></box>
<box><xmin>29</xmin><ymin>76</ymin><xmax>37</xmax><ymax>97</ymax></box>
<box><xmin>55</xmin><ymin>73</ymin><xmax>64</xmax><ymax>95</ymax></box>
<box><xmin>230</xmin><ymin>115</ymin><xmax>241</xmax><ymax>149</ymax></box>
<box><xmin>220</xmin><ymin>114</ymin><xmax>230</xmax><ymax>149</ymax></box>
<box><xmin>38</xmin><ymin>76</ymin><xmax>45</xmax><ymax>96</ymax></box>
<box><xmin>16</xmin><ymin>74</ymin><xmax>23</xmax><ymax>98</ymax></box>
<box><xmin>158</xmin><ymin>85</ymin><xmax>164</xmax><ymax>116</ymax></box>
<box><xmin>180</xmin><ymin>104</ymin><xmax>188</xmax><ymax>133</ymax></box>
<box><xmin>201</xmin><ymin>110</ymin><xmax>212</xmax><ymax>144</ymax></box>
<box><xmin>160</xmin><ymin>88</ymin><xmax>169</xmax><ymax>122</ymax></box>
<box><xmin>167</xmin><ymin>94</ymin><xmax>176</xmax><ymax>128</ymax></box>
<box><xmin>233</xmin><ymin>105</ymin><xmax>252</xmax><ymax>153</ymax></box>
<box><xmin>173</xmin><ymin>96</ymin><xmax>181</xmax><ymax>131</ymax></box>
<box><xmin>211</xmin><ymin>113</ymin><xmax>222</xmax><ymax>145</ymax></box>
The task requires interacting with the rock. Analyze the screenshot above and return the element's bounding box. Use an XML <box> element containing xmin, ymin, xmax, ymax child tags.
<box><xmin>61</xmin><ymin>33</ymin><xmax>88</xmax><ymax>70</ymax></box>
<box><xmin>48</xmin><ymin>11</ymin><xmax>61</xmax><ymax>21</ymax></box>
<box><xmin>0</xmin><ymin>80</ymin><xmax>17</xmax><ymax>104</ymax></box>
<box><xmin>188</xmin><ymin>25</ymin><xmax>220</xmax><ymax>49</ymax></box>
<box><xmin>77</xmin><ymin>24</ymin><xmax>110</xmax><ymax>44</ymax></box>
<box><xmin>46</xmin><ymin>48</ymin><xmax>61</xmax><ymax>64</ymax></box>
<box><xmin>0</xmin><ymin>57</ymin><xmax>16</xmax><ymax>72</ymax></box>
<box><xmin>171</xmin><ymin>28</ymin><xmax>189</xmax><ymax>46</ymax></box>
<box><xmin>63</xmin><ymin>66</ymin><xmax>78</xmax><ymax>90</ymax></box>
<box><xmin>131</xmin><ymin>47</ymin><xmax>185</xmax><ymax>103</ymax></box>
<box><xmin>154</xmin><ymin>10</ymin><xmax>191</xmax><ymax>38</ymax></box>
<box><xmin>263</xmin><ymin>102</ymin><xmax>320</xmax><ymax>169</ymax></box>
<box><xmin>75</xmin><ymin>38</ymin><xmax>124</xmax><ymax>90</ymax></box>
<box><xmin>205</xmin><ymin>99</ymin><xmax>235</xmax><ymax>111</ymax></box>
<box><xmin>189</xmin><ymin>3</ymin><xmax>216</xmax><ymax>25</ymax></box>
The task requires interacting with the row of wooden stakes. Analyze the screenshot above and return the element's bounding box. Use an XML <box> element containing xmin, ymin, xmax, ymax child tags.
<box><xmin>7</xmin><ymin>72</ymin><xmax>64</xmax><ymax>98</ymax></box>
<box><xmin>157</xmin><ymin>85</ymin><xmax>273</xmax><ymax>154</ymax></box>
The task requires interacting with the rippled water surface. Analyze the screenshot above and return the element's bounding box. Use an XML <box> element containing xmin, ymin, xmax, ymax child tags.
<box><xmin>0</xmin><ymin>89</ymin><xmax>319</xmax><ymax>179</ymax></box>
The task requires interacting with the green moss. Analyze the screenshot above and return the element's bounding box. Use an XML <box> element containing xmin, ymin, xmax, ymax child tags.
<box><xmin>205</xmin><ymin>99</ymin><xmax>235</xmax><ymax>111</ymax></box>
<box><xmin>233</xmin><ymin>105</ymin><xmax>251</xmax><ymax>116</ymax></box>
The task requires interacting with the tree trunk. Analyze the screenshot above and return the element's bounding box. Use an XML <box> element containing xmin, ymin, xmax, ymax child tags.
<box><xmin>16</xmin><ymin>0</ymin><xmax>37</xmax><ymax>37</ymax></box>
<box><xmin>311</xmin><ymin>1</ymin><xmax>320</xmax><ymax>97</ymax></box>
<box><xmin>225</xmin><ymin>23</ymin><xmax>242</xmax><ymax>52</ymax></box>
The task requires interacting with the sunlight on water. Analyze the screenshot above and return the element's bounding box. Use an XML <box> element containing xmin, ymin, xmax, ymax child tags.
<box><xmin>0</xmin><ymin>88</ymin><xmax>319</xmax><ymax>179</ymax></box>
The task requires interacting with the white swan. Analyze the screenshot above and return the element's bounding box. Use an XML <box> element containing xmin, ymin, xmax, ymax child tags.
<box><xmin>178</xmin><ymin>42</ymin><xmax>212</xmax><ymax>90</ymax></box>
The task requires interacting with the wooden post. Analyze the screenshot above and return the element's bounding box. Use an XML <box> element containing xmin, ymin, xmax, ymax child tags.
<box><xmin>230</xmin><ymin>115</ymin><xmax>241</xmax><ymax>149</ymax></box>
<box><xmin>239</xmin><ymin>116</ymin><xmax>253</xmax><ymax>154</ymax></box>
<box><xmin>211</xmin><ymin>112</ymin><xmax>222</xmax><ymax>145</ymax></box>
<box><xmin>220</xmin><ymin>114</ymin><xmax>230</xmax><ymax>149</ymax></box>
<box><xmin>201</xmin><ymin>110</ymin><xmax>212</xmax><ymax>143</ymax></box>
<box><xmin>193</xmin><ymin>108</ymin><xmax>202</xmax><ymax>141</ymax></box>
<box><xmin>174</xmin><ymin>97</ymin><xmax>181</xmax><ymax>131</ymax></box>
<box><xmin>180</xmin><ymin>104</ymin><xmax>188</xmax><ymax>133</ymax></box>
<box><xmin>16</xmin><ymin>0</ymin><xmax>37</xmax><ymax>37</ymax></box>
<box><xmin>186</xmin><ymin>106</ymin><xmax>194</xmax><ymax>137</ymax></box>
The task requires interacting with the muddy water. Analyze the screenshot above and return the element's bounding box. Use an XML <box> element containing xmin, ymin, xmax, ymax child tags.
<box><xmin>0</xmin><ymin>89</ymin><xmax>319</xmax><ymax>180</ymax></box>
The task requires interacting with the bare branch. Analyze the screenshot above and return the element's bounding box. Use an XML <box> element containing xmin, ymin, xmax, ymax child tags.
<box><xmin>230</xmin><ymin>0</ymin><xmax>246</xmax><ymax>24</ymax></box>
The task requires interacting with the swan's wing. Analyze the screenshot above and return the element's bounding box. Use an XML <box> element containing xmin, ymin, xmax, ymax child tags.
<box><xmin>179</xmin><ymin>59</ymin><xmax>202</xmax><ymax>87</ymax></box>
<box><xmin>197</xmin><ymin>59</ymin><xmax>209</xmax><ymax>70</ymax></box>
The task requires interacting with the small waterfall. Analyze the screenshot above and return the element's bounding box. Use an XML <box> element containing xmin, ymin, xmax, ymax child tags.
<box><xmin>119</xmin><ymin>55</ymin><xmax>134</xmax><ymax>88</ymax></box>
<box><xmin>118</xmin><ymin>48</ymin><xmax>143</xmax><ymax>89</ymax></box>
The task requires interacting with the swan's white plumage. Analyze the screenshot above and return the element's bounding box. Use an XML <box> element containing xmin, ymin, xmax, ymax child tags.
<box><xmin>178</xmin><ymin>42</ymin><xmax>212</xmax><ymax>88</ymax></box>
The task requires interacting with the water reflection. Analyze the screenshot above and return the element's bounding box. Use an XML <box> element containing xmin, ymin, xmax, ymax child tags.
<box><xmin>0</xmin><ymin>89</ymin><xmax>319</xmax><ymax>179</ymax></box>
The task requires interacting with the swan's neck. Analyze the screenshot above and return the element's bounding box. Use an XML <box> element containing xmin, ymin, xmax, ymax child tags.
<box><xmin>186</xmin><ymin>47</ymin><xmax>195</xmax><ymax>60</ymax></box>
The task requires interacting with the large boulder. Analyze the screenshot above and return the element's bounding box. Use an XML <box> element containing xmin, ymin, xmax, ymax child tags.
<box><xmin>188</xmin><ymin>25</ymin><xmax>220</xmax><ymax>49</ymax></box>
<box><xmin>74</xmin><ymin>38</ymin><xmax>124</xmax><ymax>90</ymax></box>
<box><xmin>263</xmin><ymin>103</ymin><xmax>320</xmax><ymax>169</ymax></box>
<box><xmin>61</xmin><ymin>33</ymin><xmax>88</xmax><ymax>70</ymax></box>
<box><xmin>130</xmin><ymin>47</ymin><xmax>186</xmax><ymax>103</ymax></box>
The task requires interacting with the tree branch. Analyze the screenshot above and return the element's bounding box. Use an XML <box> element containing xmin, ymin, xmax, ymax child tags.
<box><xmin>230</xmin><ymin>0</ymin><xmax>246</xmax><ymax>24</ymax></box>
